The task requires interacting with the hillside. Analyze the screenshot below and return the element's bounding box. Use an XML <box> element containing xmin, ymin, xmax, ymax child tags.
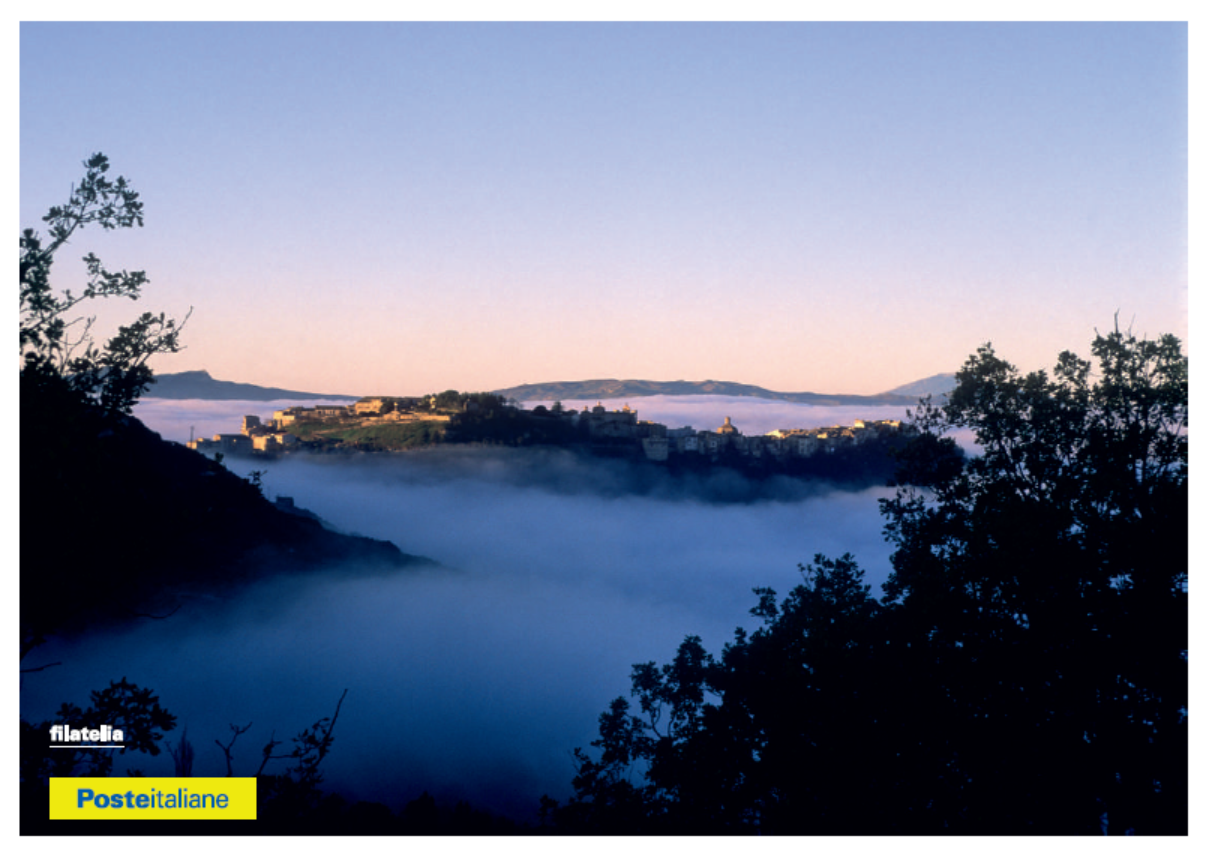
<box><xmin>147</xmin><ymin>369</ymin><xmax>355</xmax><ymax>401</ymax></box>
<box><xmin>878</xmin><ymin>373</ymin><xmax>956</xmax><ymax>398</ymax></box>
<box><xmin>20</xmin><ymin>373</ymin><xmax>429</xmax><ymax>642</ymax></box>
<box><xmin>493</xmin><ymin>378</ymin><xmax>922</xmax><ymax>406</ymax></box>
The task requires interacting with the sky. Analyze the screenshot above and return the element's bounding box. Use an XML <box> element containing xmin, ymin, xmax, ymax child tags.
<box><xmin>18</xmin><ymin>16</ymin><xmax>1190</xmax><ymax>400</ymax></box>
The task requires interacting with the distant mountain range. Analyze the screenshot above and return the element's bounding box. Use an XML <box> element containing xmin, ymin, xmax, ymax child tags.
<box><xmin>495</xmin><ymin>375</ymin><xmax>957</xmax><ymax>406</ymax></box>
<box><xmin>147</xmin><ymin>370</ymin><xmax>355</xmax><ymax>401</ymax></box>
<box><xmin>878</xmin><ymin>373</ymin><xmax>958</xmax><ymax>399</ymax></box>
<box><xmin>146</xmin><ymin>370</ymin><xmax>957</xmax><ymax>405</ymax></box>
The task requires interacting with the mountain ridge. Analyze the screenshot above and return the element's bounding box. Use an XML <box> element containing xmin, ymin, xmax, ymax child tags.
<box><xmin>146</xmin><ymin>371</ymin><xmax>957</xmax><ymax>405</ymax></box>
<box><xmin>876</xmin><ymin>373</ymin><xmax>957</xmax><ymax>399</ymax></box>
<box><xmin>494</xmin><ymin>377</ymin><xmax>955</xmax><ymax>406</ymax></box>
<box><xmin>148</xmin><ymin>370</ymin><xmax>355</xmax><ymax>401</ymax></box>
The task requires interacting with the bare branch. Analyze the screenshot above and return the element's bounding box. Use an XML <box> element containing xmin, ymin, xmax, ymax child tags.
<box><xmin>124</xmin><ymin>604</ymin><xmax>184</xmax><ymax>621</ymax></box>
<box><xmin>20</xmin><ymin>661</ymin><xmax>63</xmax><ymax>674</ymax></box>
<box><xmin>215</xmin><ymin>722</ymin><xmax>254</xmax><ymax>777</ymax></box>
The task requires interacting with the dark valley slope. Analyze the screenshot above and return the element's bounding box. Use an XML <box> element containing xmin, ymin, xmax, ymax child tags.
<box><xmin>21</xmin><ymin>374</ymin><xmax>428</xmax><ymax>643</ymax></box>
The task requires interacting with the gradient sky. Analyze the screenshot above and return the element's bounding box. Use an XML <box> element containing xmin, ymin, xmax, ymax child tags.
<box><xmin>20</xmin><ymin>20</ymin><xmax>1188</xmax><ymax>397</ymax></box>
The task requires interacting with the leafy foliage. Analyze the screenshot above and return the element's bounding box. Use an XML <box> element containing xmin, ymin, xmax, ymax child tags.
<box><xmin>291</xmin><ymin>419</ymin><xmax>448</xmax><ymax>450</ymax></box>
<box><xmin>21</xmin><ymin>678</ymin><xmax>177</xmax><ymax>783</ymax></box>
<box><xmin>878</xmin><ymin>320</ymin><xmax>1187</xmax><ymax>833</ymax></box>
<box><xmin>19</xmin><ymin>156</ymin><xmax>410</xmax><ymax>646</ymax></box>
<box><xmin>20</xmin><ymin>153</ymin><xmax>188</xmax><ymax>415</ymax></box>
<box><xmin>257</xmin><ymin>690</ymin><xmax>349</xmax><ymax>822</ymax></box>
<box><xmin>547</xmin><ymin>325</ymin><xmax>1187</xmax><ymax>834</ymax></box>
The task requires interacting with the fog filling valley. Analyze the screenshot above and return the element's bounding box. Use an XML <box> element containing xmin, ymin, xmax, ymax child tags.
<box><xmin>23</xmin><ymin>397</ymin><xmax>915</xmax><ymax>821</ymax></box>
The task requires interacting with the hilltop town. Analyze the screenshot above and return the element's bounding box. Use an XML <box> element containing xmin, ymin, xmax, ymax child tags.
<box><xmin>188</xmin><ymin>393</ymin><xmax>918</xmax><ymax>483</ymax></box>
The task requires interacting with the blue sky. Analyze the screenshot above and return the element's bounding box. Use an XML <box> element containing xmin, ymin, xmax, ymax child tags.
<box><xmin>19</xmin><ymin>17</ymin><xmax>1189</xmax><ymax>397</ymax></box>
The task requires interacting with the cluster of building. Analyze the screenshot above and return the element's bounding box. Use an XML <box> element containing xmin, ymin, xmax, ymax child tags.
<box><xmin>187</xmin><ymin>396</ymin><xmax>908</xmax><ymax>463</ymax></box>
<box><xmin>560</xmin><ymin>402</ymin><xmax>906</xmax><ymax>462</ymax></box>
<box><xmin>185</xmin><ymin>407</ymin><xmax>331</xmax><ymax>455</ymax></box>
<box><xmin>186</xmin><ymin>399</ymin><xmax>441</xmax><ymax>455</ymax></box>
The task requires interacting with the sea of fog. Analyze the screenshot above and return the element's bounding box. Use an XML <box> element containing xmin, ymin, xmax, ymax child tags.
<box><xmin>22</xmin><ymin>396</ymin><xmax>918</xmax><ymax>821</ymax></box>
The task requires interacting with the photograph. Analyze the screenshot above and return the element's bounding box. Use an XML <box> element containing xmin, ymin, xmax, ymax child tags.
<box><xmin>18</xmin><ymin>13</ymin><xmax>1188</xmax><ymax>838</ymax></box>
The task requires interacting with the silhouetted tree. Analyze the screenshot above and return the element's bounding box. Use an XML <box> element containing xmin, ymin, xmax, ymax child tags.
<box><xmin>258</xmin><ymin>690</ymin><xmax>350</xmax><ymax>825</ymax></box>
<box><xmin>549</xmin><ymin>324</ymin><xmax>1187</xmax><ymax>835</ymax></box>
<box><xmin>20</xmin><ymin>152</ymin><xmax>189</xmax><ymax>416</ymax></box>
<box><xmin>20</xmin><ymin>677</ymin><xmax>179</xmax><ymax>830</ymax></box>
<box><xmin>878</xmin><ymin>320</ymin><xmax>1187</xmax><ymax>833</ymax></box>
<box><xmin>20</xmin><ymin>155</ymin><xmax>409</xmax><ymax>648</ymax></box>
<box><xmin>20</xmin><ymin>154</ymin><xmax>187</xmax><ymax>651</ymax></box>
<box><xmin>21</xmin><ymin>678</ymin><xmax>177</xmax><ymax>783</ymax></box>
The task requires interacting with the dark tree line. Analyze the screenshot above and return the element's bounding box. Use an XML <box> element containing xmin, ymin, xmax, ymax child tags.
<box><xmin>545</xmin><ymin>324</ymin><xmax>1187</xmax><ymax>835</ymax></box>
<box><xmin>443</xmin><ymin>393</ymin><xmax>584</xmax><ymax>446</ymax></box>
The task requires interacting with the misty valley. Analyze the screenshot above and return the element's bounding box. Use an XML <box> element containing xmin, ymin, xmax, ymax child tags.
<box><xmin>22</xmin><ymin>399</ymin><xmax>901</xmax><ymax>827</ymax></box>
<box><xmin>22</xmin><ymin>336</ymin><xmax>1188</xmax><ymax>834</ymax></box>
<box><xmin>186</xmin><ymin>391</ymin><xmax>922</xmax><ymax>498</ymax></box>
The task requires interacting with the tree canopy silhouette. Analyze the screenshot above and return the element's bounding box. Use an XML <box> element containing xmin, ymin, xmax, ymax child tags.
<box><xmin>547</xmin><ymin>323</ymin><xmax>1187</xmax><ymax>835</ymax></box>
<box><xmin>21</xmin><ymin>152</ymin><xmax>189</xmax><ymax>416</ymax></box>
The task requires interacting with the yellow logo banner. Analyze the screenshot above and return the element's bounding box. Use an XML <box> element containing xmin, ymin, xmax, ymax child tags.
<box><xmin>49</xmin><ymin>777</ymin><xmax>257</xmax><ymax>820</ymax></box>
